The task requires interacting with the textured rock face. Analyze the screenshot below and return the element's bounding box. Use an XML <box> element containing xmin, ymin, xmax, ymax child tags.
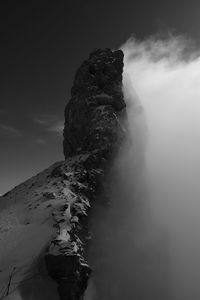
<box><xmin>45</xmin><ymin>49</ymin><xmax>127</xmax><ymax>300</ymax></box>
<box><xmin>63</xmin><ymin>48</ymin><xmax>125</xmax><ymax>158</ymax></box>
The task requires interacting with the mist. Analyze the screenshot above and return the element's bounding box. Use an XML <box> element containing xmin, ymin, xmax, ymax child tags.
<box><xmin>122</xmin><ymin>35</ymin><xmax>200</xmax><ymax>300</ymax></box>
<box><xmin>84</xmin><ymin>36</ymin><xmax>200</xmax><ymax>300</ymax></box>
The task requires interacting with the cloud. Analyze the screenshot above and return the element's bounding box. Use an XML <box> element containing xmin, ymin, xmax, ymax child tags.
<box><xmin>47</xmin><ymin>120</ymin><xmax>64</xmax><ymax>135</ymax></box>
<box><xmin>0</xmin><ymin>124</ymin><xmax>22</xmax><ymax>137</ymax></box>
<box><xmin>33</xmin><ymin>114</ymin><xmax>56</xmax><ymax>125</ymax></box>
<box><xmin>33</xmin><ymin>114</ymin><xmax>64</xmax><ymax>136</ymax></box>
<box><xmin>122</xmin><ymin>35</ymin><xmax>199</xmax><ymax>64</ymax></box>
<box><xmin>34</xmin><ymin>138</ymin><xmax>47</xmax><ymax>145</ymax></box>
<box><xmin>121</xmin><ymin>35</ymin><xmax>200</xmax><ymax>299</ymax></box>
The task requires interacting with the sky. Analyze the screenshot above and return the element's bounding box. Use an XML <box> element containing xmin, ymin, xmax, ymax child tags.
<box><xmin>1</xmin><ymin>0</ymin><xmax>200</xmax><ymax>194</ymax></box>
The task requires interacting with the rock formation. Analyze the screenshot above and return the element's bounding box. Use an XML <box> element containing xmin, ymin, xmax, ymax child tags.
<box><xmin>63</xmin><ymin>48</ymin><xmax>125</xmax><ymax>158</ymax></box>
<box><xmin>0</xmin><ymin>48</ymin><xmax>127</xmax><ymax>300</ymax></box>
<box><xmin>45</xmin><ymin>48</ymin><xmax>127</xmax><ymax>300</ymax></box>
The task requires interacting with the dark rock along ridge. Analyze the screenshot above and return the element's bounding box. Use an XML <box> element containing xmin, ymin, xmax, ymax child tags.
<box><xmin>63</xmin><ymin>48</ymin><xmax>126</xmax><ymax>158</ymax></box>
<box><xmin>45</xmin><ymin>49</ymin><xmax>127</xmax><ymax>300</ymax></box>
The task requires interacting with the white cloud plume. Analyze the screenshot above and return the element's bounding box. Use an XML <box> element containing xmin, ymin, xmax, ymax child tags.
<box><xmin>121</xmin><ymin>35</ymin><xmax>200</xmax><ymax>299</ymax></box>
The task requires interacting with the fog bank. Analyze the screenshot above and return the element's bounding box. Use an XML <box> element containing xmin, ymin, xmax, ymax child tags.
<box><xmin>122</xmin><ymin>35</ymin><xmax>200</xmax><ymax>300</ymax></box>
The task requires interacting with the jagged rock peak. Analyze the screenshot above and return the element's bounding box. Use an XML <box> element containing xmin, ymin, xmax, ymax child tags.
<box><xmin>71</xmin><ymin>48</ymin><xmax>124</xmax><ymax>98</ymax></box>
<box><xmin>63</xmin><ymin>48</ymin><xmax>126</xmax><ymax>158</ymax></box>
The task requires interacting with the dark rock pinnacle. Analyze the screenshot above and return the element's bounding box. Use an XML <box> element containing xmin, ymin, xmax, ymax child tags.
<box><xmin>63</xmin><ymin>48</ymin><xmax>126</xmax><ymax>158</ymax></box>
<box><xmin>46</xmin><ymin>48</ymin><xmax>126</xmax><ymax>300</ymax></box>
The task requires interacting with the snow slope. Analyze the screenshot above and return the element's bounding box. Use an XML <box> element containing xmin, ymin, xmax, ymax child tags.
<box><xmin>0</xmin><ymin>154</ymin><xmax>90</xmax><ymax>299</ymax></box>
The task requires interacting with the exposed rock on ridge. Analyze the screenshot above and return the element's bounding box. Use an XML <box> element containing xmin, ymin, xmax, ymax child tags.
<box><xmin>63</xmin><ymin>48</ymin><xmax>125</xmax><ymax>158</ymax></box>
<box><xmin>0</xmin><ymin>48</ymin><xmax>126</xmax><ymax>300</ymax></box>
<box><xmin>46</xmin><ymin>48</ymin><xmax>127</xmax><ymax>300</ymax></box>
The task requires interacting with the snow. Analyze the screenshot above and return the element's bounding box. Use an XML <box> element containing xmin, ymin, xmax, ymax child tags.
<box><xmin>0</xmin><ymin>155</ymin><xmax>91</xmax><ymax>299</ymax></box>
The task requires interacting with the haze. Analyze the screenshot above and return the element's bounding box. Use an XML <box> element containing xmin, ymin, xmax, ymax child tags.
<box><xmin>122</xmin><ymin>36</ymin><xmax>200</xmax><ymax>300</ymax></box>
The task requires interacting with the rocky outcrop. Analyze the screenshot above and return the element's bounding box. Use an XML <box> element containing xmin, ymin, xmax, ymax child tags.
<box><xmin>63</xmin><ymin>48</ymin><xmax>126</xmax><ymax>158</ymax></box>
<box><xmin>45</xmin><ymin>49</ymin><xmax>127</xmax><ymax>300</ymax></box>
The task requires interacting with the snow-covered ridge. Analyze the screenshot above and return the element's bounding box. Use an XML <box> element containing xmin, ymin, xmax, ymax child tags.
<box><xmin>0</xmin><ymin>48</ymin><xmax>126</xmax><ymax>300</ymax></box>
<box><xmin>0</xmin><ymin>153</ymin><xmax>91</xmax><ymax>299</ymax></box>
